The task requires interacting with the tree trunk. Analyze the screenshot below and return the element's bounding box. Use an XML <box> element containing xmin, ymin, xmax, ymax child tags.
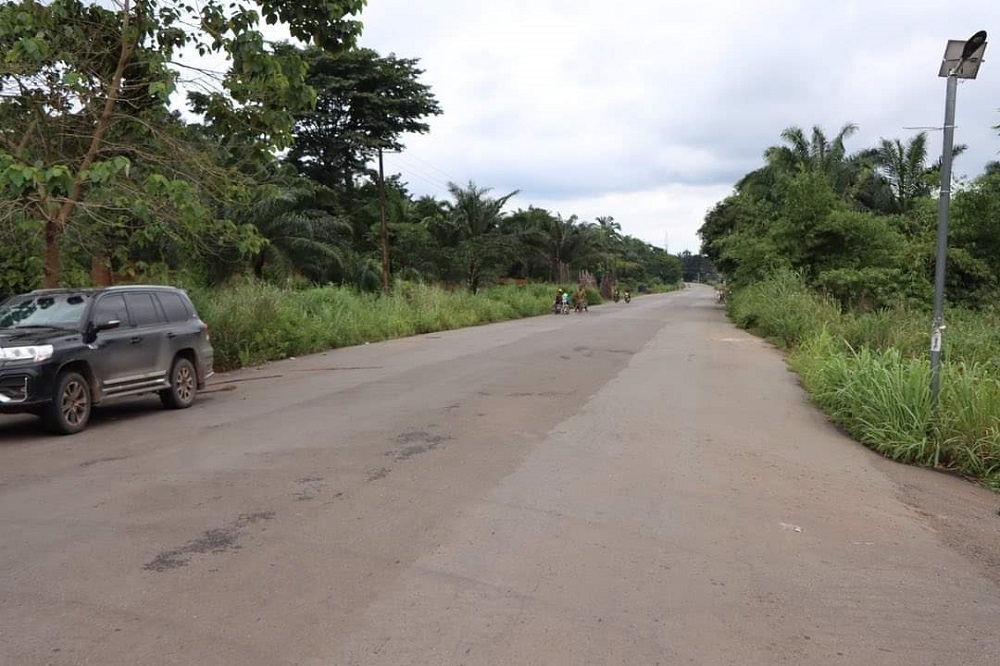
<box><xmin>44</xmin><ymin>2</ymin><xmax>138</xmax><ymax>288</ymax></box>
<box><xmin>91</xmin><ymin>256</ymin><xmax>113</xmax><ymax>286</ymax></box>
<box><xmin>467</xmin><ymin>261</ymin><xmax>479</xmax><ymax>294</ymax></box>
<box><xmin>43</xmin><ymin>219</ymin><xmax>60</xmax><ymax>288</ymax></box>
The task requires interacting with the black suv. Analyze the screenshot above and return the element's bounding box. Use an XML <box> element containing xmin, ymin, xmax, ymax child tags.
<box><xmin>0</xmin><ymin>285</ymin><xmax>214</xmax><ymax>435</ymax></box>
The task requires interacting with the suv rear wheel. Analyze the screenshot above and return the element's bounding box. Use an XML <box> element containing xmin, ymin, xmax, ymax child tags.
<box><xmin>43</xmin><ymin>371</ymin><xmax>92</xmax><ymax>435</ymax></box>
<box><xmin>160</xmin><ymin>356</ymin><xmax>197</xmax><ymax>409</ymax></box>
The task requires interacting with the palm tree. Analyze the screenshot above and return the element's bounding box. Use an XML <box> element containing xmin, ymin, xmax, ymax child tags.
<box><xmin>865</xmin><ymin>133</ymin><xmax>967</xmax><ymax>213</ymax></box>
<box><xmin>539</xmin><ymin>214</ymin><xmax>592</xmax><ymax>283</ymax></box>
<box><xmin>764</xmin><ymin>123</ymin><xmax>863</xmax><ymax>195</ymax></box>
<box><xmin>245</xmin><ymin>179</ymin><xmax>351</xmax><ymax>282</ymax></box>
<box><xmin>443</xmin><ymin>181</ymin><xmax>518</xmax><ymax>292</ymax></box>
<box><xmin>499</xmin><ymin>206</ymin><xmax>551</xmax><ymax>279</ymax></box>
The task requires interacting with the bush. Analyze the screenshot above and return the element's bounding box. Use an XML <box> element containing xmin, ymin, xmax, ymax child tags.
<box><xmin>727</xmin><ymin>269</ymin><xmax>838</xmax><ymax>348</ymax></box>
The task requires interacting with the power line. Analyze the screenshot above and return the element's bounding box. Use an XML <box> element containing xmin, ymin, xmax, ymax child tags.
<box><xmin>390</xmin><ymin>154</ymin><xmax>452</xmax><ymax>188</ymax></box>
<box><xmin>400</xmin><ymin>152</ymin><xmax>462</xmax><ymax>184</ymax></box>
<box><xmin>384</xmin><ymin>155</ymin><xmax>451</xmax><ymax>193</ymax></box>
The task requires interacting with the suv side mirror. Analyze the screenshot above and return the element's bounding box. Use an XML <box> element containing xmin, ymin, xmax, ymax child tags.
<box><xmin>83</xmin><ymin>318</ymin><xmax>121</xmax><ymax>344</ymax></box>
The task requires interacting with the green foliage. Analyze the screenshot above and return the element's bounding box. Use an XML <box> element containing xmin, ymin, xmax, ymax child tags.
<box><xmin>287</xmin><ymin>44</ymin><xmax>442</xmax><ymax>192</ymax></box>
<box><xmin>814</xmin><ymin>267</ymin><xmax>913</xmax><ymax>311</ymax></box>
<box><xmin>438</xmin><ymin>181</ymin><xmax>519</xmax><ymax>292</ymax></box>
<box><xmin>832</xmin><ymin>307</ymin><xmax>926</xmax><ymax>358</ymax></box>
<box><xmin>791</xmin><ymin>334</ymin><xmax>936</xmax><ymax>464</ymax></box>
<box><xmin>0</xmin><ymin>214</ymin><xmax>42</xmax><ymax>298</ymax></box>
<box><xmin>727</xmin><ymin>269</ymin><xmax>837</xmax><ymax>347</ymax></box>
<box><xmin>0</xmin><ymin>0</ymin><xmax>367</xmax><ymax>286</ymax></box>
<box><xmin>679</xmin><ymin>250</ymin><xmax>717</xmax><ymax>282</ymax></box>
<box><xmin>935</xmin><ymin>364</ymin><xmax>1000</xmax><ymax>477</ymax></box>
<box><xmin>714</xmin><ymin>230</ymin><xmax>790</xmax><ymax>287</ymax></box>
<box><xmin>733</xmin><ymin>269</ymin><xmax>1000</xmax><ymax>486</ymax></box>
<box><xmin>190</xmin><ymin>280</ymin><xmax>560</xmax><ymax>370</ymax></box>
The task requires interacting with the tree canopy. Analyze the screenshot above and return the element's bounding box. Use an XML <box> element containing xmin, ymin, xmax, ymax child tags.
<box><xmin>699</xmin><ymin>122</ymin><xmax>1000</xmax><ymax>310</ymax></box>
<box><xmin>0</xmin><ymin>0</ymin><xmax>691</xmax><ymax>298</ymax></box>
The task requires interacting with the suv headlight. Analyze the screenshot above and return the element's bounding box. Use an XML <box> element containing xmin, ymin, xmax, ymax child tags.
<box><xmin>0</xmin><ymin>345</ymin><xmax>55</xmax><ymax>363</ymax></box>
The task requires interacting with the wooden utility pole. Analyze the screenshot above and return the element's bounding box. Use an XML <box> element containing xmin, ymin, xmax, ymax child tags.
<box><xmin>378</xmin><ymin>147</ymin><xmax>390</xmax><ymax>294</ymax></box>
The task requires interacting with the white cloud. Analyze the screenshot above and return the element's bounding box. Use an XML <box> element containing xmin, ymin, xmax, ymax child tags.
<box><xmin>360</xmin><ymin>1</ymin><xmax>1000</xmax><ymax>253</ymax></box>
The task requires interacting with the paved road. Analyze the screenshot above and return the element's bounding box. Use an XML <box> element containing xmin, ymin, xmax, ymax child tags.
<box><xmin>2</xmin><ymin>285</ymin><xmax>998</xmax><ymax>665</ymax></box>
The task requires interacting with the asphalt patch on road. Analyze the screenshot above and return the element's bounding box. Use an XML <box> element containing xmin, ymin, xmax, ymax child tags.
<box><xmin>293</xmin><ymin>476</ymin><xmax>331</xmax><ymax>501</ymax></box>
<box><xmin>390</xmin><ymin>431</ymin><xmax>451</xmax><ymax>461</ymax></box>
<box><xmin>365</xmin><ymin>431</ymin><xmax>452</xmax><ymax>482</ymax></box>
<box><xmin>143</xmin><ymin>511</ymin><xmax>275</xmax><ymax>572</ymax></box>
<box><xmin>367</xmin><ymin>467</ymin><xmax>391</xmax><ymax>482</ymax></box>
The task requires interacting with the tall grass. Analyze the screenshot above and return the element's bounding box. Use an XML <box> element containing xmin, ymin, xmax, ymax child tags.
<box><xmin>189</xmin><ymin>280</ymin><xmax>590</xmax><ymax>371</ymax></box>
<box><xmin>791</xmin><ymin>331</ymin><xmax>936</xmax><ymax>465</ymax></box>
<box><xmin>733</xmin><ymin>270</ymin><xmax>1000</xmax><ymax>488</ymax></box>
<box><xmin>728</xmin><ymin>269</ymin><xmax>840</xmax><ymax>348</ymax></box>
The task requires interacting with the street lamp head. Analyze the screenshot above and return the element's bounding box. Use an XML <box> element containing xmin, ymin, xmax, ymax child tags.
<box><xmin>962</xmin><ymin>30</ymin><xmax>988</xmax><ymax>59</ymax></box>
<box><xmin>939</xmin><ymin>31</ymin><xmax>988</xmax><ymax>78</ymax></box>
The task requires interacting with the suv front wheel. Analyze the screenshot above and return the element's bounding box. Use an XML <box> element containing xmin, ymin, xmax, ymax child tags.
<box><xmin>43</xmin><ymin>371</ymin><xmax>93</xmax><ymax>435</ymax></box>
<box><xmin>160</xmin><ymin>356</ymin><xmax>197</xmax><ymax>409</ymax></box>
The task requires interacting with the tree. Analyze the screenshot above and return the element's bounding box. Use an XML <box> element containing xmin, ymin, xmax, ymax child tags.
<box><xmin>242</xmin><ymin>178</ymin><xmax>351</xmax><ymax>282</ymax></box>
<box><xmin>764</xmin><ymin>123</ymin><xmax>861</xmax><ymax>194</ymax></box>
<box><xmin>0</xmin><ymin>0</ymin><xmax>366</xmax><ymax>287</ymax></box>
<box><xmin>866</xmin><ymin>133</ymin><xmax>967</xmax><ymax>213</ymax></box>
<box><xmin>441</xmin><ymin>181</ymin><xmax>518</xmax><ymax>293</ymax></box>
<box><xmin>500</xmin><ymin>207</ymin><xmax>553</xmax><ymax>280</ymax></box>
<box><xmin>286</xmin><ymin>44</ymin><xmax>442</xmax><ymax>235</ymax></box>
<box><xmin>539</xmin><ymin>214</ymin><xmax>594</xmax><ymax>283</ymax></box>
<box><xmin>679</xmin><ymin>251</ymin><xmax>717</xmax><ymax>283</ymax></box>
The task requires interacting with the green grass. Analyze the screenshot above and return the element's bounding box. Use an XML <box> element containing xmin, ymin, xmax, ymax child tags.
<box><xmin>189</xmin><ymin>279</ymin><xmax>597</xmax><ymax>371</ymax></box>
<box><xmin>732</xmin><ymin>270</ymin><xmax>1000</xmax><ymax>488</ymax></box>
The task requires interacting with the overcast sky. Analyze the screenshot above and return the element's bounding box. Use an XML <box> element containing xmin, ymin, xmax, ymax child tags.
<box><xmin>352</xmin><ymin>0</ymin><xmax>1000</xmax><ymax>254</ymax></box>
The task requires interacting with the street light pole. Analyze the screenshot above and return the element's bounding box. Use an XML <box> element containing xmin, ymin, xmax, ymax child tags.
<box><xmin>928</xmin><ymin>31</ymin><xmax>987</xmax><ymax>414</ymax></box>
<box><xmin>929</xmin><ymin>74</ymin><xmax>958</xmax><ymax>410</ymax></box>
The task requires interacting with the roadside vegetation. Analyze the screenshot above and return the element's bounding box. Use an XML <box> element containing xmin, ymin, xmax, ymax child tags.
<box><xmin>727</xmin><ymin>272</ymin><xmax>1000</xmax><ymax>487</ymax></box>
<box><xmin>191</xmin><ymin>280</ymin><xmax>616</xmax><ymax>371</ymax></box>
<box><xmin>4</xmin><ymin>1</ymin><xmax>997</xmax><ymax>490</ymax></box>
<box><xmin>0</xmin><ymin>0</ymin><xmax>691</xmax><ymax>371</ymax></box>
<box><xmin>700</xmin><ymin>123</ymin><xmax>1000</xmax><ymax>488</ymax></box>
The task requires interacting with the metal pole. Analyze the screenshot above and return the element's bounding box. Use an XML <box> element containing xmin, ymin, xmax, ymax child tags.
<box><xmin>929</xmin><ymin>73</ymin><xmax>958</xmax><ymax>412</ymax></box>
<box><xmin>378</xmin><ymin>147</ymin><xmax>390</xmax><ymax>294</ymax></box>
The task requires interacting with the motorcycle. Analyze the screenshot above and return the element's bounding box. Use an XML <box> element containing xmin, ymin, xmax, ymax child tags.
<box><xmin>623</xmin><ymin>291</ymin><xmax>631</xmax><ymax>303</ymax></box>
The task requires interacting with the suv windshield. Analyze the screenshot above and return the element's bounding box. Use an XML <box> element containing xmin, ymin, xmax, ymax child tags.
<box><xmin>0</xmin><ymin>293</ymin><xmax>92</xmax><ymax>329</ymax></box>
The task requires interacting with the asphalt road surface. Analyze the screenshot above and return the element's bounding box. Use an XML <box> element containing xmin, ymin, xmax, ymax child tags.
<box><xmin>2</xmin><ymin>285</ymin><xmax>999</xmax><ymax>666</ymax></box>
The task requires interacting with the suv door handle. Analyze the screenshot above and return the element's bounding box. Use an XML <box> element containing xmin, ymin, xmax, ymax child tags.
<box><xmin>130</xmin><ymin>336</ymin><xmax>142</xmax><ymax>344</ymax></box>
<box><xmin>166</xmin><ymin>332</ymin><xmax>177</xmax><ymax>339</ymax></box>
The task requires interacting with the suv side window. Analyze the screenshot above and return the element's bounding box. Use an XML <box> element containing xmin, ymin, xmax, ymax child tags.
<box><xmin>157</xmin><ymin>292</ymin><xmax>191</xmax><ymax>323</ymax></box>
<box><xmin>124</xmin><ymin>293</ymin><xmax>162</xmax><ymax>327</ymax></box>
<box><xmin>91</xmin><ymin>293</ymin><xmax>127</xmax><ymax>326</ymax></box>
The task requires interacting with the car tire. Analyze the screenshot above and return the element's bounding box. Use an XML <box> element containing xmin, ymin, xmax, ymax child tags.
<box><xmin>43</xmin><ymin>371</ymin><xmax>92</xmax><ymax>435</ymax></box>
<box><xmin>160</xmin><ymin>356</ymin><xmax>197</xmax><ymax>409</ymax></box>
